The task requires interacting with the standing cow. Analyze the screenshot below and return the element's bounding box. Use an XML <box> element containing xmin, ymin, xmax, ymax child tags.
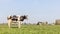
<box><xmin>7</xmin><ymin>15</ymin><xmax>28</xmax><ymax>28</ymax></box>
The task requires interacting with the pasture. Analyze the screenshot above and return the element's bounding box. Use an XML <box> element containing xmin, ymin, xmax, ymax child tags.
<box><xmin>0</xmin><ymin>24</ymin><xmax>60</xmax><ymax>34</ymax></box>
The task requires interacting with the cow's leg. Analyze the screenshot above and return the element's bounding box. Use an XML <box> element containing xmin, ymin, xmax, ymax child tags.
<box><xmin>18</xmin><ymin>21</ymin><xmax>21</xmax><ymax>28</ymax></box>
<box><xmin>8</xmin><ymin>19</ymin><xmax>11</xmax><ymax>28</ymax></box>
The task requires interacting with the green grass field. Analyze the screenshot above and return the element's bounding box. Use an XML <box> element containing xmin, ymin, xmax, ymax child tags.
<box><xmin>0</xmin><ymin>24</ymin><xmax>60</xmax><ymax>34</ymax></box>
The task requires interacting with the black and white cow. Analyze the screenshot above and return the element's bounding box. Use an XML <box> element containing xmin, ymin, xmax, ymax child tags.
<box><xmin>7</xmin><ymin>15</ymin><xmax>28</xmax><ymax>28</ymax></box>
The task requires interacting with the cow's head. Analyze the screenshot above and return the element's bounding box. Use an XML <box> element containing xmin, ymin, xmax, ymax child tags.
<box><xmin>7</xmin><ymin>15</ymin><xmax>12</xmax><ymax>20</ymax></box>
<box><xmin>7</xmin><ymin>15</ymin><xmax>18</xmax><ymax>21</ymax></box>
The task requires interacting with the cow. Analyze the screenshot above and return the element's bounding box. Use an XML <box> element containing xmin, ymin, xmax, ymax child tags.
<box><xmin>7</xmin><ymin>15</ymin><xmax>28</xmax><ymax>28</ymax></box>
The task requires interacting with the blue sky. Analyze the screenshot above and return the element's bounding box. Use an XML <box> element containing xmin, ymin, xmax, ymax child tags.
<box><xmin>0</xmin><ymin>0</ymin><xmax>60</xmax><ymax>24</ymax></box>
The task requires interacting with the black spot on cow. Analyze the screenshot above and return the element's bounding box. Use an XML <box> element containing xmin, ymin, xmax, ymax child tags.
<box><xmin>11</xmin><ymin>15</ymin><xmax>18</xmax><ymax>21</ymax></box>
<box><xmin>20</xmin><ymin>15</ymin><xmax>27</xmax><ymax>21</ymax></box>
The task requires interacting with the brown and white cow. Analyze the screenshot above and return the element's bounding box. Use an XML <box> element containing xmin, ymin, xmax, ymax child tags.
<box><xmin>7</xmin><ymin>15</ymin><xmax>28</xmax><ymax>28</ymax></box>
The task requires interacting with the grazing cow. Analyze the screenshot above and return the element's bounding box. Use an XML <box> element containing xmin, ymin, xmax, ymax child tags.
<box><xmin>37</xmin><ymin>21</ymin><xmax>48</xmax><ymax>25</ymax></box>
<box><xmin>37</xmin><ymin>22</ymin><xmax>42</xmax><ymax>25</ymax></box>
<box><xmin>55</xmin><ymin>19</ymin><xmax>60</xmax><ymax>25</ymax></box>
<box><xmin>7</xmin><ymin>15</ymin><xmax>28</xmax><ymax>28</ymax></box>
